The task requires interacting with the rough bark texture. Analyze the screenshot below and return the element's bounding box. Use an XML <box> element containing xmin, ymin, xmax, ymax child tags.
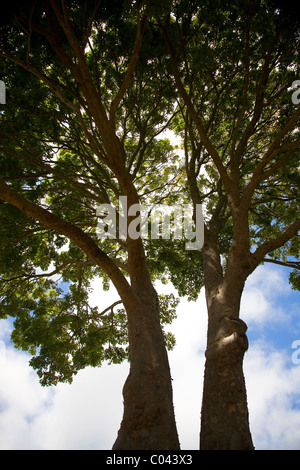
<box><xmin>113</xmin><ymin>294</ymin><xmax>180</xmax><ymax>450</ymax></box>
<box><xmin>200</xmin><ymin>314</ymin><xmax>253</xmax><ymax>450</ymax></box>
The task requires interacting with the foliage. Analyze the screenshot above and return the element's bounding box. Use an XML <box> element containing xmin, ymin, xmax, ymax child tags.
<box><xmin>1</xmin><ymin>270</ymin><xmax>178</xmax><ymax>385</ymax></box>
<box><xmin>0</xmin><ymin>0</ymin><xmax>299</xmax><ymax>388</ymax></box>
<box><xmin>0</xmin><ymin>0</ymin><xmax>201</xmax><ymax>385</ymax></box>
<box><xmin>162</xmin><ymin>0</ymin><xmax>300</xmax><ymax>277</ymax></box>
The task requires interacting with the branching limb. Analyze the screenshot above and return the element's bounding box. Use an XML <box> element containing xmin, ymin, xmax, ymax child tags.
<box><xmin>161</xmin><ymin>21</ymin><xmax>236</xmax><ymax>202</ymax></box>
<box><xmin>263</xmin><ymin>258</ymin><xmax>300</xmax><ymax>270</ymax></box>
<box><xmin>98</xmin><ymin>300</ymin><xmax>123</xmax><ymax>317</ymax></box>
<box><xmin>244</xmin><ymin>107</ymin><xmax>300</xmax><ymax>205</ymax></box>
<box><xmin>251</xmin><ymin>219</ymin><xmax>300</xmax><ymax>270</ymax></box>
<box><xmin>0</xmin><ymin>259</ymin><xmax>95</xmax><ymax>284</ymax></box>
<box><xmin>109</xmin><ymin>12</ymin><xmax>147</xmax><ymax>123</ymax></box>
<box><xmin>0</xmin><ymin>176</ymin><xmax>133</xmax><ymax>303</ymax></box>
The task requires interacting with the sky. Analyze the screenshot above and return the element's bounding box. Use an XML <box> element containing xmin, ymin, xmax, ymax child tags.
<box><xmin>0</xmin><ymin>262</ymin><xmax>300</xmax><ymax>450</ymax></box>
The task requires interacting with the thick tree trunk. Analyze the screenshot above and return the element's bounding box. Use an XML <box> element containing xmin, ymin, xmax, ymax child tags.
<box><xmin>112</xmin><ymin>287</ymin><xmax>180</xmax><ymax>450</ymax></box>
<box><xmin>112</xmin><ymin>174</ymin><xmax>180</xmax><ymax>450</ymax></box>
<box><xmin>200</xmin><ymin>311</ymin><xmax>254</xmax><ymax>450</ymax></box>
<box><xmin>200</xmin><ymin>231</ymin><xmax>254</xmax><ymax>450</ymax></box>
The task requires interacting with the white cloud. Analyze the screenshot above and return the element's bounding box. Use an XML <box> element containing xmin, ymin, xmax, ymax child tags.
<box><xmin>0</xmin><ymin>340</ymin><xmax>129</xmax><ymax>450</ymax></box>
<box><xmin>241</xmin><ymin>264</ymin><xmax>292</xmax><ymax>326</ymax></box>
<box><xmin>0</xmin><ymin>346</ymin><xmax>53</xmax><ymax>449</ymax></box>
<box><xmin>245</xmin><ymin>264</ymin><xmax>290</xmax><ymax>294</ymax></box>
<box><xmin>167</xmin><ymin>289</ymin><xmax>207</xmax><ymax>450</ymax></box>
<box><xmin>31</xmin><ymin>362</ymin><xmax>129</xmax><ymax>450</ymax></box>
<box><xmin>0</xmin><ymin>264</ymin><xmax>299</xmax><ymax>450</ymax></box>
<box><xmin>244</xmin><ymin>342</ymin><xmax>300</xmax><ymax>450</ymax></box>
<box><xmin>241</xmin><ymin>264</ymin><xmax>300</xmax><ymax>449</ymax></box>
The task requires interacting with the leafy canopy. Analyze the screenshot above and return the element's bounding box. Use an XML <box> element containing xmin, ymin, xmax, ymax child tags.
<box><xmin>0</xmin><ymin>0</ymin><xmax>199</xmax><ymax>385</ymax></box>
<box><xmin>0</xmin><ymin>0</ymin><xmax>299</xmax><ymax>385</ymax></box>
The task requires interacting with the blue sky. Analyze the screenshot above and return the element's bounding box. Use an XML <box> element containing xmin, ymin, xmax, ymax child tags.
<box><xmin>242</xmin><ymin>265</ymin><xmax>300</xmax><ymax>350</ymax></box>
<box><xmin>0</xmin><ymin>262</ymin><xmax>299</xmax><ymax>450</ymax></box>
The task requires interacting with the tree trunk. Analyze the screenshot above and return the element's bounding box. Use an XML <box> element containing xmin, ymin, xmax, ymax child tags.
<box><xmin>112</xmin><ymin>174</ymin><xmax>180</xmax><ymax>450</ymax></box>
<box><xmin>200</xmin><ymin>310</ymin><xmax>254</xmax><ymax>450</ymax></box>
<box><xmin>112</xmin><ymin>287</ymin><xmax>180</xmax><ymax>450</ymax></box>
<box><xmin>200</xmin><ymin>233</ymin><xmax>254</xmax><ymax>450</ymax></box>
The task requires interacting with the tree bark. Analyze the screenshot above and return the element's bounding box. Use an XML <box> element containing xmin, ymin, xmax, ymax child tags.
<box><xmin>113</xmin><ymin>290</ymin><xmax>180</xmax><ymax>450</ymax></box>
<box><xmin>200</xmin><ymin>231</ymin><xmax>254</xmax><ymax>450</ymax></box>
<box><xmin>112</xmin><ymin>172</ymin><xmax>180</xmax><ymax>450</ymax></box>
<box><xmin>200</xmin><ymin>310</ymin><xmax>253</xmax><ymax>450</ymax></box>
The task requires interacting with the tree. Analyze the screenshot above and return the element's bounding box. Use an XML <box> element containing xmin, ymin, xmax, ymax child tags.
<box><xmin>0</xmin><ymin>0</ymin><xmax>183</xmax><ymax>450</ymax></box>
<box><xmin>160</xmin><ymin>0</ymin><xmax>300</xmax><ymax>449</ymax></box>
<box><xmin>1</xmin><ymin>0</ymin><xmax>299</xmax><ymax>451</ymax></box>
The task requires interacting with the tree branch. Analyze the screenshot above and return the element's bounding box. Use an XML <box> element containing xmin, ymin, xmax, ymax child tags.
<box><xmin>109</xmin><ymin>13</ymin><xmax>147</xmax><ymax>122</ymax></box>
<box><xmin>251</xmin><ymin>218</ymin><xmax>300</xmax><ymax>269</ymax></box>
<box><xmin>0</xmin><ymin>137</ymin><xmax>106</xmax><ymax>204</ymax></box>
<box><xmin>161</xmin><ymin>21</ymin><xmax>236</xmax><ymax>201</ymax></box>
<box><xmin>98</xmin><ymin>300</ymin><xmax>123</xmax><ymax>317</ymax></box>
<box><xmin>0</xmin><ymin>176</ymin><xmax>133</xmax><ymax>304</ymax></box>
<box><xmin>0</xmin><ymin>259</ymin><xmax>96</xmax><ymax>284</ymax></box>
<box><xmin>232</xmin><ymin>28</ymin><xmax>281</xmax><ymax>167</ymax></box>
<box><xmin>230</xmin><ymin>6</ymin><xmax>252</xmax><ymax>169</ymax></box>
<box><xmin>244</xmin><ymin>107</ymin><xmax>300</xmax><ymax>204</ymax></box>
<box><xmin>263</xmin><ymin>258</ymin><xmax>300</xmax><ymax>270</ymax></box>
<box><xmin>0</xmin><ymin>46</ymin><xmax>80</xmax><ymax>112</ymax></box>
